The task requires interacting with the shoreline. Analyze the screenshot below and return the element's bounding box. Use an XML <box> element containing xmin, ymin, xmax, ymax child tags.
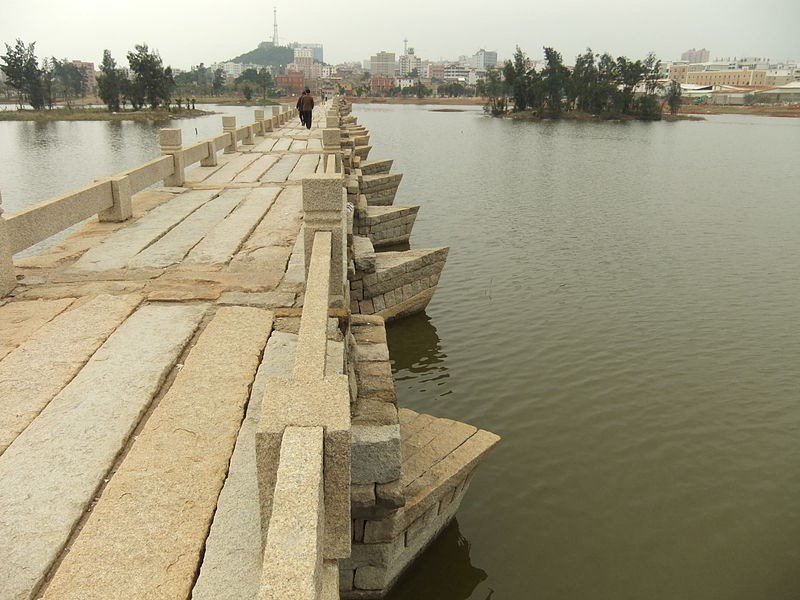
<box><xmin>0</xmin><ymin>107</ymin><xmax>214</xmax><ymax>122</ymax></box>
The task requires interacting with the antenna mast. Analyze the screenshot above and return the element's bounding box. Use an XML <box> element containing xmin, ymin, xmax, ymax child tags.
<box><xmin>273</xmin><ymin>7</ymin><xmax>279</xmax><ymax>45</ymax></box>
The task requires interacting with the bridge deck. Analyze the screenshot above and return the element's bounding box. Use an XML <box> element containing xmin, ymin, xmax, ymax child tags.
<box><xmin>0</xmin><ymin>108</ymin><xmax>332</xmax><ymax>600</ymax></box>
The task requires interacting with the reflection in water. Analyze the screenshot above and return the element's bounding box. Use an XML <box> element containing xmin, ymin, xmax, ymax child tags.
<box><xmin>388</xmin><ymin>520</ymin><xmax>488</xmax><ymax>600</ymax></box>
<box><xmin>386</xmin><ymin>312</ymin><xmax>450</xmax><ymax>399</ymax></box>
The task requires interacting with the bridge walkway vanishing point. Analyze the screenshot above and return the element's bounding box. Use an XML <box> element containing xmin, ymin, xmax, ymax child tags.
<box><xmin>0</xmin><ymin>99</ymin><xmax>499</xmax><ymax>600</ymax></box>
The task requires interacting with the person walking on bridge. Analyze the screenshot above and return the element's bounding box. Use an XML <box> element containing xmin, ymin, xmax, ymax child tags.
<box><xmin>296</xmin><ymin>88</ymin><xmax>314</xmax><ymax>130</ymax></box>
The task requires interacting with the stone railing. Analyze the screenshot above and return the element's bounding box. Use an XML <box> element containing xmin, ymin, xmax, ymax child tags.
<box><xmin>0</xmin><ymin>104</ymin><xmax>297</xmax><ymax>296</ymax></box>
<box><xmin>256</xmin><ymin>161</ymin><xmax>351</xmax><ymax>598</ymax></box>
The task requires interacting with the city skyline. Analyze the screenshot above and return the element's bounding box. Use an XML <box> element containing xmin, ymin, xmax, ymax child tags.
<box><xmin>1</xmin><ymin>0</ymin><xmax>798</xmax><ymax>70</ymax></box>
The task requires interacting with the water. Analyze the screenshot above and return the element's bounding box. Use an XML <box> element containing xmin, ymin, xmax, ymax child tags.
<box><xmin>350</xmin><ymin>105</ymin><xmax>800</xmax><ymax>600</ymax></box>
<box><xmin>0</xmin><ymin>104</ymin><xmax>276</xmax><ymax>214</ymax></box>
<box><xmin>1</xmin><ymin>104</ymin><xmax>798</xmax><ymax>599</ymax></box>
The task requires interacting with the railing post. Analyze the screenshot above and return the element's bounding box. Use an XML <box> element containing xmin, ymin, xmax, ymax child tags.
<box><xmin>271</xmin><ymin>106</ymin><xmax>281</xmax><ymax>129</ymax></box>
<box><xmin>0</xmin><ymin>192</ymin><xmax>16</xmax><ymax>296</ymax></box>
<box><xmin>159</xmin><ymin>128</ymin><xmax>185</xmax><ymax>187</ymax></box>
<box><xmin>325</xmin><ymin>109</ymin><xmax>339</xmax><ymax>129</ymax></box>
<box><xmin>222</xmin><ymin>115</ymin><xmax>237</xmax><ymax>153</ymax></box>
<box><xmin>302</xmin><ymin>174</ymin><xmax>346</xmax><ymax>307</ymax></box>
<box><xmin>98</xmin><ymin>175</ymin><xmax>133</xmax><ymax>222</ymax></box>
<box><xmin>254</xmin><ymin>109</ymin><xmax>265</xmax><ymax>136</ymax></box>
<box><xmin>200</xmin><ymin>140</ymin><xmax>218</xmax><ymax>167</ymax></box>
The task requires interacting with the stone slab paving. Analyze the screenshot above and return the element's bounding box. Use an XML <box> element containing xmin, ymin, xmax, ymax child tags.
<box><xmin>288</xmin><ymin>154</ymin><xmax>322</xmax><ymax>181</ymax></box>
<box><xmin>0</xmin><ymin>294</ymin><xmax>141</xmax><ymax>455</ymax></box>
<box><xmin>204</xmin><ymin>153</ymin><xmax>261</xmax><ymax>185</ymax></box>
<box><xmin>260</xmin><ymin>154</ymin><xmax>301</xmax><ymax>183</ymax></box>
<box><xmin>271</xmin><ymin>137</ymin><xmax>292</xmax><ymax>152</ymax></box>
<box><xmin>234</xmin><ymin>154</ymin><xmax>280</xmax><ymax>184</ymax></box>
<box><xmin>0</xmin><ymin>302</ymin><xmax>206</xmax><ymax>600</ymax></box>
<box><xmin>184</xmin><ymin>152</ymin><xmax>238</xmax><ymax>183</ymax></box>
<box><xmin>72</xmin><ymin>189</ymin><xmax>217</xmax><ymax>272</ymax></box>
<box><xmin>0</xmin><ymin>298</ymin><xmax>74</xmax><ymax>360</ymax></box>
<box><xmin>193</xmin><ymin>329</ymin><xmax>344</xmax><ymax>600</ymax></box>
<box><xmin>183</xmin><ymin>187</ymin><xmax>280</xmax><ymax>267</ymax></box>
<box><xmin>127</xmin><ymin>193</ymin><xmax>243</xmax><ymax>269</ymax></box>
<box><xmin>40</xmin><ymin>306</ymin><xmax>271</xmax><ymax>600</ymax></box>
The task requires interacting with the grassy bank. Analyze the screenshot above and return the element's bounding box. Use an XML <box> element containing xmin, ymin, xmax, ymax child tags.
<box><xmin>504</xmin><ymin>109</ymin><xmax>704</xmax><ymax>122</ymax></box>
<box><xmin>677</xmin><ymin>104</ymin><xmax>800</xmax><ymax>118</ymax></box>
<box><xmin>193</xmin><ymin>97</ymin><xmax>283</xmax><ymax>106</ymax></box>
<box><xmin>0</xmin><ymin>107</ymin><xmax>214</xmax><ymax>122</ymax></box>
<box><xmin>350</xmin><ymin>97</ymin><xmax>485</xmax><ymax>105</ymax></box>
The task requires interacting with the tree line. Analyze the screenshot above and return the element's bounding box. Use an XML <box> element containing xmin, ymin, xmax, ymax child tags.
<box><xmin>478</xmin><ymin>46</ymin><xmax>682</xmax><ymax>119</ymax></box>
<box><xmin>0</xmin><ymin>39</ymin><xmax>179</xmax><ymax>112</ymax></box>
<box><xmin>1</xmin><ymin>40</ymin><xmax>89</xmax><ymax>109</ymax></box>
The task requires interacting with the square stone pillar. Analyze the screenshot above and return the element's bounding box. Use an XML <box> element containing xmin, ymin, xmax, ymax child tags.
<box><xmin>98</xmin><ymin>175</ymin><xmax>133</xmax><ymax>222</ymax></box>
<box><xmin>0</xmin><ymin>193</ymin><xmax>15</xmax><ymax>297</ymax></box>
<box><xmin>325</xmin><ymin>112</ymin><xmax>339</xmax><ymax>128</ymax></box>
<box><xmin>322</xmin><ymin>128</ymin><xmax>341</xmax><ymax>151</ymax></box>
<box><xmin>200</xmin><ymin>140</ymin><xmax>218</xmax><ymax>167</ymax></box>
<box><xmin>302</xmin><ymin>174</ymin><xmax>347</xmax><ymax>307</ymax></box>
<box><xmin>222</xmin><ymin>115</ymin><xmax>237</xmax><ymax>153</ymax></box>
<box><xmin>254</xmin><ymin>109</ymin><xmax>265</xmax><ymax>135</ymax></box>
<box><xmin>159</xmin><ymin>128</ymin><xmax>185</xmax><ymax>187</ymax></box>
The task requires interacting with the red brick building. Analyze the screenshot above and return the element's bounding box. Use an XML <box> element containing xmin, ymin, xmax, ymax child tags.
<box><xmin>276</xmin><ymin>71</ymin><xmax>305</xmax><ymax>94</ymax></box>
<box><xmin>370</xmin><ymin>76</ymin><xmax>394</xmax><ymax>94</ymax></box>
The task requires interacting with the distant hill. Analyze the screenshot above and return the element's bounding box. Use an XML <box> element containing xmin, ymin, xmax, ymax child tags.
<box><xmin>230</xmin><ymin>42</ymin><xmax>294</xmax><ymax>67</ymax></box>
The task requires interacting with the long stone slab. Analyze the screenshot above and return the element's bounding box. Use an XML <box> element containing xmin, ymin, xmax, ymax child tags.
<box><xmin>41</xmin><ymin>306</ymin><xmax>271</xmax><ymax>600</ymax></box>
<box><xmin>0</xmin><ymin>298</ymin><xmax>74</xmax><ymax>360</ymax></box>
<box><xmin>234</xmin><ymin>154</ymin><xmax>280</xmax><ymax>183</ymax></box>
<box><xmin>193</xmin><ymin>331</ymin><xmax>344</xmax><ymax>600</ymax></box>
<box><xmin>0</xmin><ymin>302</ymin><xmax>206</xmax><ymax>600</ymax></box>
<box><xmin>183</xmin><ymin>187</ymin><xmax>280</xmax><ymax>266</ymax></box>
<box><xmin>252</xmin><ymin>138</ymin><xmax>278</xmax><ymax>153</ymax></box>
<box><xmin>287</xmin><ymin>154</ymin><xmax>321</xmax><ymax>181</ymax></box>
<box><xmin>271</xmin><ymin>138</ymin><xmax>292</xmax><ymax>152</ymax></box>
<box><xmin>229</xmin><ymin>186</ymin><xmax>302</xmax><ymax>273</ymax></box>
<box><xmin>127</xmin><ymin>193</ymin><xmax>242</xmax><ymax>269</ymax></box>
<box><xmin>204</xmin><ymin>152</ymin><xmax>261</xmax><ymax>185</ymax></box>
<box><xmin>0</xmin><ymin>294</ymin><xmax>141</xmax><ymax>455</ymax></box>
<box><xmin>72</xmin><ymin>189</ymin><xmax>217</xmax><ymax>271</ymax></box>
<box><xmin>260</xmin><ymin>154</ymin><xmax>300</xmax><ymax>183</ymax></box>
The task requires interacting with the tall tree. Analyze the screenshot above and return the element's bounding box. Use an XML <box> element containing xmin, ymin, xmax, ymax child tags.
<box><xmin>542</xmin><ymin>47</ymin><xmax>569</xmax><ymax>117</ymax></box>
<box><xmin>52</xmin><ymin>59</ymin><xmax>85</xmax><ymax>109</ymax></box>
<box><xmin>127</xmin><ymin>44</ymin><xmax>172</xmax><ymax>110</ymax></box>
<box><xmin>97</xmin><ymin>50</ymin><xmax>123</xmax><ymax>111</ymax></box>
<box><xmin>212</xmin><ymin>68</ymin><xmax>225</xmax><ymax>95</ymax></box>
<box><xmin>0</xmin><ymin>39</ymin><xmax>45</xmax><ymax>109</ymax></box>
<box><xmin>665</xmin><ymin>80</ymin><xmax>682</xmax><ymax>115</ymax></box>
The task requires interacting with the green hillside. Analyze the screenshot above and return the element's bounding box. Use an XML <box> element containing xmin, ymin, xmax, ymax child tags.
<box><xmin>231</xmin><ymin>42</ymin><xmax>294</xmax><ymax>67</ymax></box>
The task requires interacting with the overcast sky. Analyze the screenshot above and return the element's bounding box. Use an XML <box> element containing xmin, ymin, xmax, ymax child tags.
<box><xmin>2</xmin><ymin>0</ymin><xmax>798</xmax><ymax>69</ymax></box>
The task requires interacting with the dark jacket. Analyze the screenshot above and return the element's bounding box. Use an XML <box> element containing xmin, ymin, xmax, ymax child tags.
<box><xmin>297</xmin><ymin>94</ymin><xmax>315</xmax><ymax>111</ymax></box>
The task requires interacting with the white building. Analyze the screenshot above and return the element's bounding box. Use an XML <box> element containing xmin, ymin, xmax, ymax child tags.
<box><xmin>399</xmin><ymin>48</ymin><xmax>422</xmax><ymax>76</ymax></box>
<box><xmin>471</xmin><ymin>49</ymin><xmax>498</xmax><ymax>70</ymax></box>
<box><xmin>211</xmin><ymin>61</ymin><xmax>261</xmax><ymax>78</ymax></box>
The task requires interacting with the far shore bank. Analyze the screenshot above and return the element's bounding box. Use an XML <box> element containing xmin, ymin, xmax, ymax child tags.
<box><xmin>0</xmin><ymin>107</ymin><xmax>214</xmax><ymax>122</ymax></box>
<box><xmin>348</xmin><ymin>96</ymin><xmax>800</xmax><ymax>118</ymax></box>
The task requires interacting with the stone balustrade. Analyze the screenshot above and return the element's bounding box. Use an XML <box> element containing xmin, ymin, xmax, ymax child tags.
<box><xmin>0</xmin><ymin>106</ymin><xmax>298</xmax><ymax>296</ymax></box>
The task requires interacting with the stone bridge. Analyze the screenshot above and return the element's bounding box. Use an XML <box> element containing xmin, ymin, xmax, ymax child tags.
<box><xmin>0</xmin><ymin>98</ymin><xmax>499</xmax><ymax>599</ymax></box>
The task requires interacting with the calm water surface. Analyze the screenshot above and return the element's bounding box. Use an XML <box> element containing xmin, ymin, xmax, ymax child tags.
<box><xmin>351</xmin><ymin>106</ymin><xmax>800</xmax><ymax>600</ymax></box>
<box><xmin>1</xmin><ymin>104</ymin><xmax>798</xmax><ymax>599</ymax></box>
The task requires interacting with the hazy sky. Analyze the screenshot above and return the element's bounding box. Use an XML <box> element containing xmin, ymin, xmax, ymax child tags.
<box><xmin>2</xmin><ymin>0</ymin><xmax>798</xmax><ymax>69</ymax></box>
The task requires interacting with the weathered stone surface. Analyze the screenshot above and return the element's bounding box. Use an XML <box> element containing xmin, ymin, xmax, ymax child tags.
<box><xmin>354</xmin><ymin>342</ymin><xmax>390</xmax><ymax>363</ymax></box>
<box><xmin>353</xmin><ymin>236</ymin><xmax>376</xmax><ymax>273</ymax></box>
<box><xmin>193</xmin><ymin>331</ymin><xmax>344</xmax><ymax>600</ymax></box>
<box><xmin>321</xmin><ymin>559</ymin><xmax>340</xmax><ymax>600</ymax></box>
<box><xmin>128</xmin><ymin>192</ymin><xmax>242</xmax><ymax>269</ymax></box>
<box><xmin>184</xmin><ymin>187</ymin><xmax>280</xmax><ymax>266</ymax></box>
<box><xmin>288</xmin><ymin>154</ymin><xmax>322</xmax><ymax>181</ymax></box>
<box><xmin>217</xmin><ymin>290</ymin><xmax>296</xmax><ymax>308</ymax></box>
<box><xmin>261</xmin><ymin>154</ymin><xmax>300</xmax><ymax>183</ymax></box>
<box><xmin>0</xmin><ymin>294</ymin><xmax>141</xmax><ymax>454</ymax></box>
<box><xmin>72</xmin><ymin>189</ymin><xmax>217</xmax><ymax>271</ymax></box>
<box><xmin>257</xmin><ymin>375</ymin><xmax>351</xmax><ymax>559</ymax></box>
<box><xmin>351</xmin><ymin>424</ymin><xmax>402</xmax><ymax>484</ymax></box>
<box><xmin>204</xmin><ymin>152</ymin><xmax>261</xmax><ymax>184</ymax></box>
<box><xmin>234</xmin><ymin>154</ymin><xmax>280</xmax><ymax>183</ymax></box>
<box><xmin>0</xmin><ymin>297</ymin><xmax>73</xmax><ymax>360</ymax></box>
<box><xmin>0</xmin><ymin>303</ymin><xmax>206</xmax><ymax>600</ymax></box>
<box><xmin>42</xmin><ymin>306</ymin><xmax>270</xmax><ymax>600</ymax></box>
<box><xmin>258</xmin><ymin>426</ymin><xmax>325</xmax><ymax>600</ymax></box>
